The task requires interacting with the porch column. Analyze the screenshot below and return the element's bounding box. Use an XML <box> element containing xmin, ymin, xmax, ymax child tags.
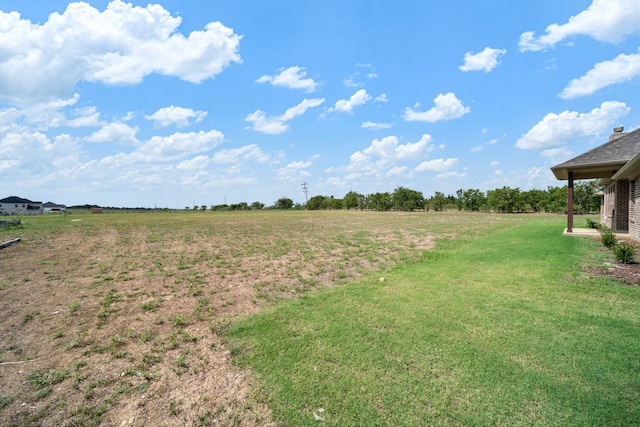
<box><xmin>567</xmin><ymin>171</ymin><xmax>574</xmax><ymax>232</ymax></box>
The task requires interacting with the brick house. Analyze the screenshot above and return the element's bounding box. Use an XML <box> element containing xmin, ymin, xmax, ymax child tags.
<box><xmin>551</xmin><ymin>126</ymin><xmax>640</xmax><ymax>240</ymax></box>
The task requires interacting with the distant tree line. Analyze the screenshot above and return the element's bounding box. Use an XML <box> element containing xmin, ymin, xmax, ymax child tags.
<box><xmin>70</xmin><ymin>181</ymin><xmax>600</xmax><ymax>213</ymax></box>
<box><xmin>303</xmin><ymin>181</ymin><xmax>601</xmax><ymax>214</ymax></box>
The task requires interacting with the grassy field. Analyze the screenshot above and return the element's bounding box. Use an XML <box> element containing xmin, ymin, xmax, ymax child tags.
<box><xmin>226</xmin><ymin>214</ymin><xmax>640</xmax><ymax>426</ymax></box>
<box><xmin>0</xmin><ymin>211</ymin><xmax>638</xmax><ymax>425</ymax></box>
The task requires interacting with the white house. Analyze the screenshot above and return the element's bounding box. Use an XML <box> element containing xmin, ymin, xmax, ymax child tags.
<box><xmin>42</xmin><ymin>202</ymin><xmax>67</xmax><ymax>214</ymax></box>
<box><xmin>0</xmin><ymin>196</ymin><xmax>43</xmax><ymax>215</ymax></box>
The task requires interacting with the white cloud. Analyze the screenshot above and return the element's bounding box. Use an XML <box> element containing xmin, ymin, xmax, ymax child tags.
<box><xmin>361</xmin><ymin>121</ymin><xmax>393</xmax><ymax>130</ymax></box>
<box><xmin>415</xmin><ymin>158</ymin><xmax>458</xmax><ymax>172</ymax></box>
<box><xmin>434</xmin><ymin>170</ymin><xmax>467</xmax><ymax>181</ymax></box>
<box><xmin>327</xmin><ymin>89</ymin><xmax>371</xmax><ymax>114</ymax></box>
<box><xmin>0</xmin><ymin>1</ymin><xmax>242</xmax><ymax>105</ymax></box>
<box><xmin>363</xmin><ymin>134</ymin><xmax>432</xmax><ymax>160</ymax></box>
<box><xmin>245</xmin><ymin>98</ymin><xmax>325</xmax><ymax>134</ymax></box>
<box><xmin>560</xmin><ymin>50</ymin><xmax>640</xmax><ymax>98</ymax></box>
<box><xmin>256</xmin><ymin>66</ymin><xmax>318</xmax><ymax>92</ymax></box>
<box><xmin>375</xmin><ymin>93</ymin><xmax>388</xmax><ymax>103</ymax></box>
<box><xmin>491</xmin><ymin>160</ymin><xmax>501</xmax><ymax>167</ymax></box>
<box><xmin>541</xmin><ymin>147</ymin><xmax>574</xmax><ymax>162</ymax></box>
<box><xmin>387</xmin><ymin>166</ymin><xmax>408</xmax><ymax>176</ymax></box>
<box><xmin>177</xmin><ymin>155</ymin><xmax>210</xmax><ymax>170</ymax></box>
<box><xmin>519</xmin><ymin>0</ymin><xmax>640</xmax><ymax>52</ymax></box>
<box><xmin>459</xmin><ymin>47</ymin><xmax>506</xmax><ymax>72</ymax></box>
<box><xmin>85</xmin><ymin>122</ymin><xmax>139</xmax><ymax>145</ymax></box>
<box><xmin>404</xmin><ymin>93</ymin><xmax>470</xmax><ymax>122</ymax></box>
<box><xmin>145</xmin><ymin>106</ymin><xmax>207</xmax><ymax>128</ymax></box>
<box><xmin>470</xmin><ymin>145</ymin><xmax>484</xmax><ymax>152</ymax></box>
<box><xmin>515</xmin><ymin>101</ymin><xmax>629</xmax><ymax>150</ymax></box>
<box><xmin>343</xmin><ymin>63</ymin><xmax>378</xmax><ymax>87</ymax></box>
<box><xmin>212</xmin><ymin>144</ymin><xmax>272</xmax><ymax>164</ymax></box>
<box><xmin>137</xmin><ymin>130</ymin><xmax>224</xmax><ymax>161</ymax></box>
<box><xmin>275</xmin><ymin>157</ymin><xmax>318</xmax><ymax>180</ymax></box>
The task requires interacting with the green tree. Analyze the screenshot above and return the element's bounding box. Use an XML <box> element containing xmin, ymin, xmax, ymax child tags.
<box><xmin>429</xmin><ymin>192</ymin><xmax>447</xmax><ymax>211</ymax></box>
<box><xmin>366</xmin><ymin>192</ymin><xmax>393</xmax><ymax>211</ymax></box>
<box><xmin>343</xmin><ymin>191</ymin><xmax>365</xmax><ymax>210</ymax></box>
<box><xmin>306</xmin><ymin>195</ymin><xmax>326</xmax><ymax>210</ymax></box>
<box><xmin>545</xmin><ymin>185</ymin><xmax>568</xmax><ymax>213</ymax></box>
<box><xmin>455</xmin><ymin>188</ymin><xmax>486</xmax><ymax>211</ymax></box>
<box><xmin>574</xmin><ymin>180</ymin><xmax>601</xmax><ymax>214</ymax></box>
<box><xmin>274</xmin><ymin>197</ymin><xmax>294</xmax><ymax>209</ymax></box>
<box><xmin>486</xmin><ymin>187</ymin><xmax>524</xmax><ymax>213</ymax></box>
<box><xmin>521</xmin><ymin>189</ymin><xmax>547</xmax><ymax>213</ymax></box>
<box><xmin>392</xmin><ymin>187</ymin><xmax>424</xmax><ymax>211</ymax></box>
<box><xmin>251</xmin><ymin>201</ymin><xmax>265</xmax><ymax>210</ymax></box>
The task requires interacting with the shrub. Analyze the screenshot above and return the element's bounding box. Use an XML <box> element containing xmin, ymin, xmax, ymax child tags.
<box><xmin>613</xmin><ymin>242</ymin><xmax>636</xmax><ymax>264</ymax></box>
<box><xmin>585</xmin><ymin>218</ymin><xmax>600</xmax><ymax>229</ymax></box>
<box><xmin>600</xmin><ymin>228</ymin><xmax>617</xmax><ymax>249</ymax></box>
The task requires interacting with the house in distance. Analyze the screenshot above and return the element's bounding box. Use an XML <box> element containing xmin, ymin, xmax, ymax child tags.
<box><xmin>0</xmin><ymin>196</ymin><xmax>66</xmax><ymax>215</ymax></box>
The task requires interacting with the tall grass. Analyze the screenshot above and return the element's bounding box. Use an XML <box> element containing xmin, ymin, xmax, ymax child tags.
<box><xmin>226</xmin><ymin>216</ymin><xmax>640</xmax><ymax>426</ymax></box>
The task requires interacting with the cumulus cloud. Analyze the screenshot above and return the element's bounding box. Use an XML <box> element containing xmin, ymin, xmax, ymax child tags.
<box><xmin>404</xmin><ymin>93</ymin><xmax>470</xmax><ymax>122</ymax></box>
<box><xmin>0</xmin><ymin>0</ymin><xmax>242</xmax><ymax>104</ymax></box>
<box><xmin>363</xmin><ymin>135</ymin><xmax>432</xmax><ymax>160</ymax></box>
<box><xmin>515</xmin><ymin>101</ymin><xmax>629</xmax><ymax>150</ymax></box>
<box><xmin>245</xmin><ymin>98</ymin><xmax>325</xmax><ymax>134</ymax></box>
<box><xmin>327</xmin><ymin>89</ymin><xmax>371</xmax><ymax>114</ymax></box>
<box><xmin>459</xmin><ymin>47</ymin><xmax>506</xmax><ymax>72</ymax></box>
<box><xmin>415</xmin><ymin>158</ymin><xmax>458</xmax><ymax>172</ymax></box>
<box><xmin>85</xmin><ymin>122</ymin><xmax>139</xmax><ymax>145</ymax></box>
<box><xmin>519</xmin><ymin>0</ymin><xmax>640</xmax><ymax>52</ymax></box>
<box><xmin>145</xmin><ymin>106</ymin><xmax>208</xmax><ymax>128</ymax></box>
<box><xmin>256</xmin><ymin>66</ymin><xmax>319</xmax><ymax>92</ymax></box>
<box><xmin>560</xmin><ymin>50</ymin><xmax>640</xmax><ymax>98</ymax></box>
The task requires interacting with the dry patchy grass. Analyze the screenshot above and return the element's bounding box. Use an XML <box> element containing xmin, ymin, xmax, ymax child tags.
<box><xmin>0</xmin><ymin>210</ymin><xmax>517</xmax><ymax>426</ymax></box>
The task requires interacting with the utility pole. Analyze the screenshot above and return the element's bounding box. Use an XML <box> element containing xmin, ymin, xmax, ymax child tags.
<box><xmin>301</xmin><ymin>182</ymin><xmax>309</xmax><ymax>204</ymax></box>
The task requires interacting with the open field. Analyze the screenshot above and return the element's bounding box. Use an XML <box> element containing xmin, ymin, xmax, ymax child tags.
<box><xmin>0</xmin><ymin>211</ymin><xmax>637</xmax><ymax>426</ymax></box>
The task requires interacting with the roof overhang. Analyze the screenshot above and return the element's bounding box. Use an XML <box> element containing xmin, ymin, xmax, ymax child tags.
<box><xmin>612</xmin><ymin>150</ymin><xmax>640</xmax><ymax>181</ymax></box>
<box><xmin>551</xmin><ymin>160</ymin><xmax>626</xmax><ymax>180</ymax></box>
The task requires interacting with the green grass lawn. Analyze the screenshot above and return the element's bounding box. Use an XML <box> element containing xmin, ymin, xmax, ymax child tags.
<box><xmin>226</xmin><ymin>215</ymin><xmax>640</xmax><ymax>426</ymax></box>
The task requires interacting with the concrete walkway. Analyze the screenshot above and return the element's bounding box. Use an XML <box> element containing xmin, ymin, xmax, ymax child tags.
<box><xmin>563</xmin><ymin>228</ymin><xmax>600</xmax><ymax>237</ymax></box>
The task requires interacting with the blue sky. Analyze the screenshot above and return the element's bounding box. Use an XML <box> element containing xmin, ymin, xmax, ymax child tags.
<box><xmin>1</xmin><ymin>0</ymin><xmax>640</xmax><ymax>208</ymax></box>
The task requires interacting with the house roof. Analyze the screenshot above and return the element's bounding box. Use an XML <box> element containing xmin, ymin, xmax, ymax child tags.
<box><xmin>0</xmin><ymin>196</ymin><xmax>35</xmax><ymax>204</ymax></box>
<box><xmin>43</xmin><ymin>202</ymin><xmax>66</xmax><ymax>208</ymax></box>
<box><xmin>551</xmin><ymin>127</ymin><xmax>640</xmax><ymax>180</ymax></box>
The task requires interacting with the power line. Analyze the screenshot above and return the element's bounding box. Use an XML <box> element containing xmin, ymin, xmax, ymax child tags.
<box><xmin>301</xmin><ymin>182</ymin><xmax>309</xmax><ymax>203</ymax></box>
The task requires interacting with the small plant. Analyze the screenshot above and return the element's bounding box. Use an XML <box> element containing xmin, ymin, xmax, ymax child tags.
<box><xmin>613</xmin><ymin>241</ymin><xmax>636</xmax><ymax>264</ymax></box>
<box><xmin>35</xmin><ymin>386</ymin><xmax>52</xmax><ymax>399</ymax></box>
<box><xmin>585</xmin><ymin>218</ymin><xmax>600</xmax><ymax>229</ymax></box>
<box><xmin>170</xmin><ymin>314</ymin><xmax>187</xmax><ymax>328</ymax></box>
<box><xmin>68</xmin><ymin>301</ymin><xmax>81</xmax><ymax>314</ymax></box>
<box><xmin>139</xmin><ymin>328</ymin><xmax>154</xmax><ymax>343</ymax></box>
<box><xmin>22</xmin><ymin>312</ymin><xmax>36</xmax><ymax>323</ymax></box>
<box><xmin>26</xmin><ymin>369</ymin><xmax>69</xmax><ymax>387</ymax></box>
<box><xmin>140</xmin><ymin>299</ymin><xmax>160</xmax><ymax>312</ymax></box>
<box><xmin>600</xmin><ymin>228</ymin><xmax>617</xmax><ymax>249</ymax></box>
<box><xmin>0</xmin><ymin>393</ymin><xmax>13</xmax><ymax>409</ymax></box>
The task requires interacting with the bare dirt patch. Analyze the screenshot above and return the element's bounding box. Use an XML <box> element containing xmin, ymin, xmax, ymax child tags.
<box><xmin>0</xmin><ymin>211</ymin><xmax>437</xmax><ymax>426</ymax></box>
